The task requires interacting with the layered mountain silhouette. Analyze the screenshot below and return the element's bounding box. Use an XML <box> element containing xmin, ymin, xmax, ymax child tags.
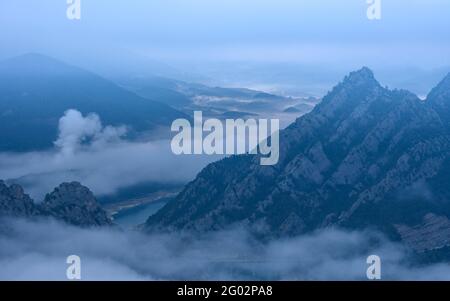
<box><xmin>0</xmin><ymin>181</ymin><xmax>113</xmax><ymax>227</ymax></box>
<box><xmin>0</xmin><ymin>53</ymin><xmax>186</xmax><ymax>151</ymax></box>
<box><xmin>119</xmin><ymin>75</ymin><xmax>314</xmax><ymax>119</ymax></box>
<box><xmin>145</xmin><ymin>68</ymin><xmax>450</xmax><ymax>255</ymax></box>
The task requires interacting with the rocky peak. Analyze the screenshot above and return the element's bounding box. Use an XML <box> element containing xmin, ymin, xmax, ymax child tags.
<box><xmin>41</xmin><ymin>182</ymin><xmax>113</xmax><ymax>227</ymax></box>
<box><xmin>331</xmin><ymin>67</ymin><xmax>382</xmax><ymax>96</ymax></box>
<box><xmin>314</xmin><ymin>67</ymin><xmax>384</xmax><ymax>119</ymax></box>
<box><xmin>145</xmin><ymin>68</ymin><xmax>450</xmax><ymax>260</ymax></box>
<box><xmin>0</xmin><ymin>181</ymin><xmax>38</xmax><ymax>217</ymax></box>
<box><xmin>0</xmin><ymin>180</ymin><xmax>113</xmax><ymax>227</ymax></box>
<box><xmin>43</xmin><ymin>182</ymin><xmax>99</xmax><ymax>209</ymax></box>
<box><xmin>342</xmin><ymin>67</ymin><xmax>378</xmax><ymax>86</ymax></box>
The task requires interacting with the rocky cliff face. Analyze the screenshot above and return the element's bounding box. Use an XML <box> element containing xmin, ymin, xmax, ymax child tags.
<box><xmin>0</xmin><ymin>181</ymin><xmax>113</xmax><ymax>227</ymax></box>
<box><xmin>145</xmin><ymin>68</ymin><xmax>450</xmax><ymax>254</ymax></box>
<box><xmin>0</xmin><ymin>180</ymin><xmax>39</xmax><ymax>218</ymax></box>
<box><xmin>41</xmin><ymin>182</ymin><xmax>113</xmax><ymax>227</ymax></box>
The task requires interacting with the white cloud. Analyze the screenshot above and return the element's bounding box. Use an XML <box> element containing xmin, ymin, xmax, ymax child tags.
<box><xmin>55</xmin><ymin>109</ymin><xmax>127</xmax><ymax>156</ymax></box>
<box><xmin>0</xmin><ymin>110</ymin><xmax>220</xmax><ymax>200</ymax></box>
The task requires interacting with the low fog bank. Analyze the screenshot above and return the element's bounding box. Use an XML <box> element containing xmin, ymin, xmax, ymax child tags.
<box><xmin>1</xmin><ymin>218</ymin><xmax>450</xmax><ymax>281</ymax></box>
<box><xmin>0</xmin><ymin>108</ymin><xmax>286</xmax><ymax>200</ymax></box>
<box><xmin>0</xmin><ymin>110</ymin><xmax>221</xmax><ymax>200</ymax></box>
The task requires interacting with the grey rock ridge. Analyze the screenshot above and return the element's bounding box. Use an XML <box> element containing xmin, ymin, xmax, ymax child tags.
<box><xmin>0</xmin><ymin>180</ymin><xmax>39</xmax><ymax>218</ymax></box>
<box><xmin>145</xmin><ymin>68</ymin><xmax>450</xmax><ymax>255</ymax></box>
<box><xmin>0</xmin><ymin>181</ymin><xmax>113</xmax><ymax>227</ymax></box>
<box><xmin>40</xmin><ymin>182</ymin><xmax>114</xmax><ymax>227</ymax></box>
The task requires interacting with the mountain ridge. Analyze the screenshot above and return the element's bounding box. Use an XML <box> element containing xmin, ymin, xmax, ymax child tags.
<box><xmin>0</xmin><ymin>53</ymin><xmax>187</xmax><ymax>151</ymax></box>
<box><xmin>427</xmin><ymin>72</ymin><xmax>450</xmax><ymax>127</ymax></box>
<box><xmin>144</xmin><ymin>68</ymin><xmax>450</xmax><ymax>256</ymax></box>
<box><xmin>0</xmin><ymin>181</ymin><xmax>113</xmax><ymax>227</ymax></box>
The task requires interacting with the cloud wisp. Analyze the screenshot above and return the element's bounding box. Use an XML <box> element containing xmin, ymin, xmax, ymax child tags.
<box><xmin>0</xmin><ymin>109</ymin><xmax>221</xmax><ymax>200</ymax></box>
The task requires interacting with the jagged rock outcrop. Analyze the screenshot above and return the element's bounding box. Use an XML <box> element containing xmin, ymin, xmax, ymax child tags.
<box><xmin>40</xmin><ymin>182</ymin><xmax>113</xmax><ymax>227</ymax></box>
<box><xmin>0</xmin><ymin>180</ymin><xmax>39</xmax><ymax>217</ymax></box>
<box><xmin>0</xmin><ymin>181</ymin><xmax>113</xmax><ymax>227</ymax></box>
<box><xmin>395</xmin><ymin>213</ymin><xmax>450</xmax><ymax>253</ymax></box>
<box><xmin>145</xmin><ymin>68</ymin><xmax>450</xmax><ymax>255</ymax></box>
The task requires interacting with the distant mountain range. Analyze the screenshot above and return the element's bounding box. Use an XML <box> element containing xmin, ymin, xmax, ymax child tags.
<box><xmin>0</xmin><ymin>53</ymin><xmax>186</xmax><ymax>151</ymax></box>
<box><xmin>118</xmin><ymin>76</ymin><xmax>320</xmax><ymax>119</ymax></box>
<box><xmin>0</xmin><ymin>53</ymin><xmax>318</xmax><ymax>152</ymax></box>
<box><xmin>145</xmin><ymin>68</ymin><xmax>450</xmax><ymax>258</ymax></box>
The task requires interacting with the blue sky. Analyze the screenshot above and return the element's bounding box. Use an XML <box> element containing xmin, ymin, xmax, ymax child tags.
<box><xmin>1</xmin><ymin>0</ymin><xmax>449</xmax><ymax>63</ymax></box>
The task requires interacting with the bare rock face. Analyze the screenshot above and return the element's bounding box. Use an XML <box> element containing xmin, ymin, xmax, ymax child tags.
<box><xmin>395</xmin><ymin>213</ymin><xmax>450</xmax><ymax>253</ymax></box>
<box><xmin>0</xmin><ymin>180</ymin><xmax>39</xmax><ymax>218</ymax></box>
<box><xmin>0</xmin><ymin>181</ymin><xmax>113</xmax><ymax>227</ymax></box>
<box><xmin>145</xmin><ymin>68</ymin><xmax>450</xmax><ymax>257</ymax></box>
<box><xmin>41</xmin><ymin>182</ymin><xmax>113</xmax><ymax>227</ymax></box>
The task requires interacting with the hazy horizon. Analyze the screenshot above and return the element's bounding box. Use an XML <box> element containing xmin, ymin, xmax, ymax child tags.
<box><xmin>1</xmin><ymin>0</ymin><xmax>450</xmax><ymax>96</ymax></box>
